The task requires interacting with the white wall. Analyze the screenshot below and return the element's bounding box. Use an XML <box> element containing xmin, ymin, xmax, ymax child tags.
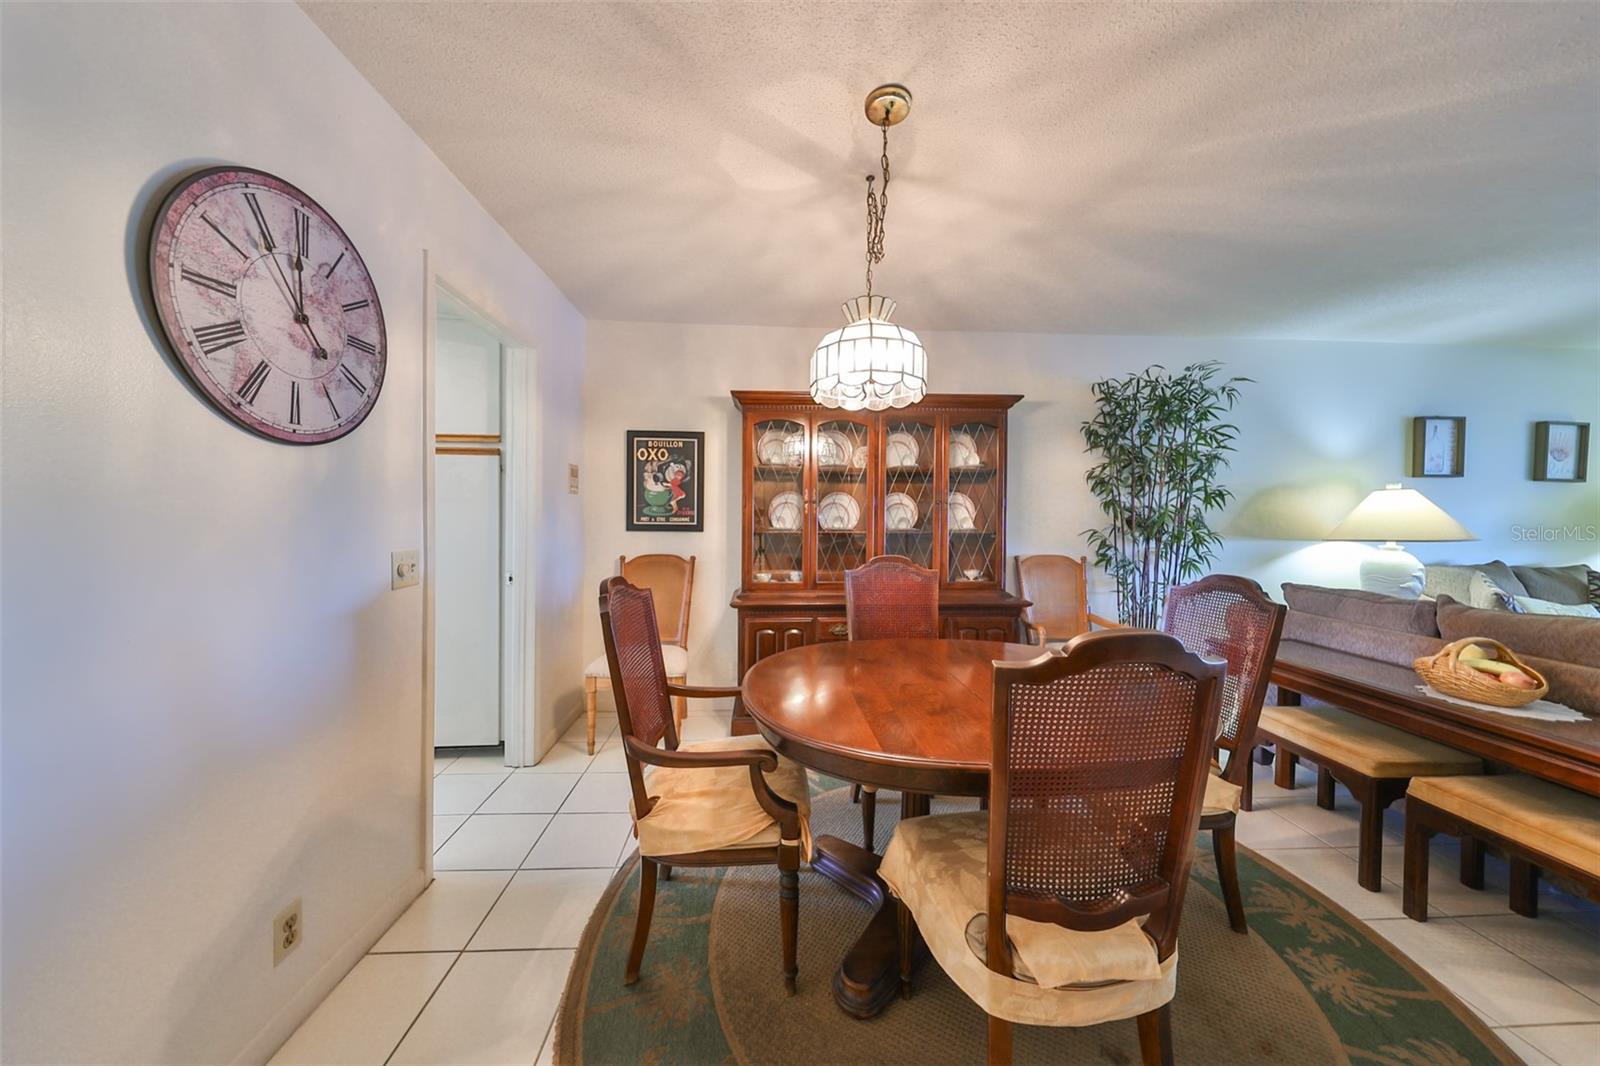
<box><xmin>582</xmin><ymin>322</ymin><xmax>1599</xmax><ymax>694</ymax></box>
<box><xmin>1</xmin><ymin>4</ymin><xmax>584</xmax><ymax>1063</ymax></box>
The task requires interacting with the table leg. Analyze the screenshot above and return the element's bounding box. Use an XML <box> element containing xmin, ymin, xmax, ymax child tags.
<box><xmin>810</xmin><ymin>791</ymin><xmax>931</xmax><ymax>1018</ymax></box>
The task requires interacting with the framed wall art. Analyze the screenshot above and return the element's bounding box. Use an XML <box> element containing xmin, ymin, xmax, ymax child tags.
<box><xmin>626</xmin><ymin>430</ymin><xmax>704</xmax><ymax>531</ymax></box>
<box><xmin>1410</xmin><ymin>416</ymin><xmax>1465</xmax><ymax>478</ymax></box>
<box><xmin>1532</xmin><ymin>421</ymin><xmax>1590</xmax><ymax>482</ymax></box>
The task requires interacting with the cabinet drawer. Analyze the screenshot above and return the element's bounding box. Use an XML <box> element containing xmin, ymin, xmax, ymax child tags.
<box><xmin>814</xmin><ymin>616</ymin><xmax>851</xmax><ymax>642</ymax></box>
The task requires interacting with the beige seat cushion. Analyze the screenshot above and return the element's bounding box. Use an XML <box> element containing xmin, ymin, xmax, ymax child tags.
<box><xmin>1203</xmin><ymin>771</ymin><xmax>1242</xmax><ymax>816</ymax></box>
<box><xmin>1409</xmin><ymin>774</ymin><xmax>1600</xmax><ymax>879</ymax></box>
<box><xmin>879</xmin><ymin>811</ymin><xmax>1175</xmax><ymax>1028</ymax></box>
<box><xmin>585</xmin><ymin>644</ymin><xmax>688</xmax><ymax>680</ymax></box>
<box><xmin>1258</xmin><ymin>704</ymin><xmax>1481</xmax><ymax>778</ymax></box>
<box><xmin>630</xmin><ymin>734</ymin><xmax>811</xmax><ymax>860</ymax></box>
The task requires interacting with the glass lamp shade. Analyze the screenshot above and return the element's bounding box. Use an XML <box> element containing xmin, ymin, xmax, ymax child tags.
<box><xmin>809</xmin><ymin>295</ymin><xmax>927</xmax><ymax>411</ymax></box>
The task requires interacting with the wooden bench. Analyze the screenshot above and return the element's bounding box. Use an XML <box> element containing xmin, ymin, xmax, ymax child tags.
<box><xmin>1404</xmin><ymin>773</ymin><xmax>1600</xmax><ymax>921</ymax></box>
<box><xmin>1257</xmin><ymin>700</ymin><xmax>1481</xmax><ymax>890</ymax></box>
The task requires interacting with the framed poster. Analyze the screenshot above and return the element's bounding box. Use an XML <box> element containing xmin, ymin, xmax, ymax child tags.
<box><xmin>626</xmin><ymin>430</ymin><xmax>704</xmax><ymax>531</ymax></box>
<box><xmin>1410</xmin><ymin>416</ymin><xmax>1465</xmax><ymax>477</ymax></box>
<box><xmin>1532</xmin><ymin>421</ymin><xmax>1590</xmax><ymax>482</ymax></box>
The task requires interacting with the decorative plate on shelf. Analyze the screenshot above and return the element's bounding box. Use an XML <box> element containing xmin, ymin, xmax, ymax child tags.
<box><xmin>816</xmin><ymin>428</ymin><xmax>853</xmax><ymax>468</ymax></box>
<box><xmin>949</xmin><ymin>432</ymin><xmax>982</xmax><ymax>469</ymax></box>
<box><xmin>885</xmin><ymin>491</ymin><xmax>919</xmax><ymax>531</ymax></box>
<box><xmin>886</xmin><ymin>430</ymin><xmax>921</xmax><ymax>468</ymax></box>
<box><xmin>851</xmin><ymin>444</ymin><xmax>869</xmax><ymax>470</ymax></box>
<box><xmin>767</xmin><ymin>490</ymin><xmax>804</xmax><ymax>530</ymax></box>
<box><xmin>949</xmin><ymin>491</ymin><xmax>979</xmax><ymax>531</ymax></box>
<box><xmin>817</xmin><ymin>492</ymin><xmax>862</xmax><ymax>531</ymax></box>
<box><xmin>757</xmin><ymin>428</ymin><xmax>804</xmax><ymax>466</ymax></box>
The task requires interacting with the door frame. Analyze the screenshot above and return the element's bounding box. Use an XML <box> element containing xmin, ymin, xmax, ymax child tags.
<box><xmin>421</xmin><ymin>252</ymin><xmax>541</xmax><ymax>873</ymax></box>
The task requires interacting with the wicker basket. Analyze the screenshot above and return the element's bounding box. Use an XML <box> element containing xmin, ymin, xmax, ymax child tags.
<box><xmin>1414</xmin><ymin>637</ymin><xmax>1549</xmax><ymax>708</ymax></box>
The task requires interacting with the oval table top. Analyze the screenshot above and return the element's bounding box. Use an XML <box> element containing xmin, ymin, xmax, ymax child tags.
<box><xmin>740</xmin><ymin>638</ymin><xmax>1044</xmax><ymax>797</ymax></box>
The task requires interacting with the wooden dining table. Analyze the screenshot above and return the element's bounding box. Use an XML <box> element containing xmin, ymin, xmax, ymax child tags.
<box><xmin>740</xmin><ymin>637</ymin><xmax>1044</xmax><ymax>1018</ymax></box>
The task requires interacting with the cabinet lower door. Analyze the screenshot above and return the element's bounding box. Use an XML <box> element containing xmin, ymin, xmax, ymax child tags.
<box><xmin>945</xmin><ymin>615</ymin><xmax>1018</xmax><ymax>643</ymax></box>
<box><xmin>743</xmin><ymin>616</ymin><xmax>811</xmax><ymax>668</ymax></box>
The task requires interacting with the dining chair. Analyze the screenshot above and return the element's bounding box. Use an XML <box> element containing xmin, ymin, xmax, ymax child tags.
<box><xmin>1161</xmin><ymin>574</ymin><xmax>1286</xmax><ymax>933</ymax></box>
<box><xmin>1014</xmin><ymin>554</ymin><xmax>1118</xmax><ymax>645</ymax></box>
<box><xmin>599</xmin><ymin>575</ymin><xmax>810</xmax><ymax>992</ymax></box>
<box><xmin>880</xmin><ymin>630</ymin><xmax>1225</xmax><ymax>1066</ymax></box>
<box><xmin>844</xmin><ymin>555</ymin><xmax>941</xmax><ymax>849</ymax></box>
<box><xmin>584</xmin><ymin>554</ymin><xmax>695</xmax><ymax>753</ymax></box>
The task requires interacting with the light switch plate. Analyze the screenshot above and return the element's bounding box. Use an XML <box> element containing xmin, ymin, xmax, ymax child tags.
<box><xmin>568</xmin><ymin>464</ymin><xmax>580</xmax><ymax>494</ymax></box>
<box><xmin>391</xmin><ymin>550</ymin><xmax>420</xmax><ymax>589</ymax></box>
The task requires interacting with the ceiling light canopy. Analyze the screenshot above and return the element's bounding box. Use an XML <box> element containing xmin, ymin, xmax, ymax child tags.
<box><xmin>809</xmin><ymin>85</ymin><xmax>927</xmax><ymax>411</ymax></box>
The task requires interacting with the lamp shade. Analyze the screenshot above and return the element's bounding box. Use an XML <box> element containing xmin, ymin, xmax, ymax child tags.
<box><xmin>810</xmin><ymin>295</ymin><xmax>926</xmax><ymax>411</ymax></box>
<box><xmin>1325</xmin><ymin>484</ymin><xmax>1475</xmax><ymax>543</ymax></box>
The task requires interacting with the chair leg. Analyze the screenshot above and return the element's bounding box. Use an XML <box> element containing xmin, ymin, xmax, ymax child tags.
<box><xmin>1356</xmin><ymin>785</ymin><xmax>1385</xmax><ymax>892</ymax></box>
<box><xmin>779</xmin><ymin>845</ymin><xmax>800</xmax><ymax>994</ymax></box>
<box><xmin>1241</xmin><ymin>760</ymin><xmax>1255</xmax><ymax>813</ymax></box>
<box><xmin>852</xmin><ymin>783</ymin><xmax>861</xmax><ymax>804</ymax></box>
<box><xmin>1509</xmin><ymin>857</ymin><xmax>1539</xmax><ymax>918</ymax></box>
<box><xmin>667</xmin><ymin>674</ymin><xmax>687</xmax><ymax>733</ymax></box>
<box><xmin>1403</xmin><ymin>808</ymin><xmax>1433</xmax><ymax>921</ymax></box>
<box><xmin>1274</xmin><ymin>749</ymin><xmax>1298</xmax><ymax>790</ymax></box>
<box><xmin>986</xmin><ymin>1014</ymin><xmax>1012</xmax><ymax>1066</ymax></box>
<box><xmin>1316</xmin><ymin>766</ymin><xmax>1336</xmax><ymax>810</ymax></box>
<box><xmin>1459</xmin><ymin>836</ymin><xmax>1485</xmax><ymax>890</ymax></box>
<box><xmin>625</xmin><ymin>858</ymin><xmax>659</xmax><ymax>984</ymax></box>
<box><xmin>583</xmin><ymin>677</ymin><xmax>600</xmax><ymax>756</ymax></box>
<box><xmin>1136</xmin><ymin>1004</ymin><xmax>1174</xmax><ymax>1066</ymax></box>
<box><xmin>1212</xmin><ymin>821</ymin><xmax>1247</xmax><ymax>933</ymax></box>
<box><xmin>660</xmin><ymin>864</ymin><xmax>672</xmax><ymax>881</ymax></box>
<box><xmin>861</xmin><ymin>786</ymin><xmax>877</xmax><ymax>850</ymax></box>
<box><xmin>897</xmin><ymin>899</ymin><xmax>914</xmax><ymax>998</ymax></box>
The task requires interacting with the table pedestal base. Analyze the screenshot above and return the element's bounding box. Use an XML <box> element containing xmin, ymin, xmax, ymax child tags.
<box><xmin>810</xmin><ymin>793</ymin><xmax>931</xmax><ymax>1018</ymax></box>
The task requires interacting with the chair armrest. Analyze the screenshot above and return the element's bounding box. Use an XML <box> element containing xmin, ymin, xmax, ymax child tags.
<box><xmin>623</xmin><ymin>735</ymin><xmax>777</xmax><ymax>772</ymax></box>
<box><xmin>1021</xmin><ymin>620</ymin><xmax>1046</xmax><ymax>646</ymax></box>
<box><xmin>1088</xmin><ymin>613</ymin><xmax>1122</xmax><ymax>629</ymax></box>
<box><xmin>666</xmin><ymin>682</ymin><xmax>742</xmax><ymax>700</ymax></box>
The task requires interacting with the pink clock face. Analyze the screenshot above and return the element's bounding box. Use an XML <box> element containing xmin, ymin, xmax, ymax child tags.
<box><xmin>150</xmin><ymin>168</ymin><xmax>386</xmax><ymax>443</ymax></box>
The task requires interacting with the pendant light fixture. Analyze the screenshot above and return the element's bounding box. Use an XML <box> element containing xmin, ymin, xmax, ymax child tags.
<box><xmin>809</xmin><ymin>84</ymin><xmax>927</xmax><ymax>411</ymax></box>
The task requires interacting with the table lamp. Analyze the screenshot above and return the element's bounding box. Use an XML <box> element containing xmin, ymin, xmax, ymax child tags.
<box><xmin>1325</xmin><ymin>483</ymin><xmax>1475</xmax><ymax>598</ymax></box>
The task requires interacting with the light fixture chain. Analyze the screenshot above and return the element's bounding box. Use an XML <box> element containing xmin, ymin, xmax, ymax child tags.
<box><xmin>864</xmin><ymin>113</ymin><xmax>891</xmax><ymax>298</ymax></box>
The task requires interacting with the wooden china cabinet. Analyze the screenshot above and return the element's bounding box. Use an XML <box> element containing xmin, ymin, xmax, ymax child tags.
<box><xmin>730</xmin><ymin>391</ymin><xmax>1028</xmax><ymax>731</ymax></box>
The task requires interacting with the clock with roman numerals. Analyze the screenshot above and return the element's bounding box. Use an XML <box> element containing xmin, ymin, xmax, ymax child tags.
<box><xmin>149</xmin><ymin>167</ymin><xmax>386</xmax><ymax>444</ymax></box>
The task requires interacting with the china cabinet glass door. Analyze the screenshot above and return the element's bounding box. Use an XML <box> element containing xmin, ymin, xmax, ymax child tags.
<box><xmin>750</xmin><ymin>416</ymin><xmax>807</xmax><ymax>586</ymax></box>
<box><xmin>880</xmin><ymin>412</ymin><xmax>939</xmax><ymax>570</ymax></box>
<box><xmin>945</xmin><ymin>412</ymin><xmax>1003</xmax><ymax>585</ymax></box>
<box><xmin>812</xmin><ymin>413</ymin><xmax>872</xmax><ymax>585</ymax></box>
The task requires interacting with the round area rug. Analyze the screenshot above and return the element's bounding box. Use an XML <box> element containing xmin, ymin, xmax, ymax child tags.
<box><xmin>554</xmin><ymin>783</ymin><xmax>1516</xmax><ymax>1065</ymax></box>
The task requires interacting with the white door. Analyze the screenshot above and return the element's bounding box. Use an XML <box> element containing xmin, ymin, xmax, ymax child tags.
<box><xmin>435</xmin><ymin>451</ymin><xmax>502</xmax><ymax>746</ymax></box>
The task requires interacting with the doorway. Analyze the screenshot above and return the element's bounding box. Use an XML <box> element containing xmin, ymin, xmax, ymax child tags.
<box><xmin>433</xmin><ymin>289</ymin><xmax>510</xmax><ymax>748</ymax></box>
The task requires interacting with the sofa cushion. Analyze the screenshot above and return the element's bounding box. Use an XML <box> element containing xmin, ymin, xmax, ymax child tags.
<box><xmin>1436</xmin><ymin>596</ymin><xmax>1600</xmax><ymax>669</ymax></box>
<box><xmin>1424</xmin><ymin>562</ymin><xmax>1529</xmax><ymax>603</ymax></box>
<box><xmin>1282</xmin><ymin>610</ymin><xmax>1445</xmax><ymax>668</ymax></box>
<box><xmin>1511</xmin><ymin>565</ymin><xmax>1591</xmax><ymax>606</ymax></box>
<box><xmin>1281</xmin><ymin>583</ymin><xmax>1439</xmax><ymax>636</ymax></box>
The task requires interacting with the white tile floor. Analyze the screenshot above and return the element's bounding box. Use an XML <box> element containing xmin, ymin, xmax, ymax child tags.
<box><xmin>273</xmin><ymin>710</ymin><xmax>1600</xmax><ymax>1065</ymax></box>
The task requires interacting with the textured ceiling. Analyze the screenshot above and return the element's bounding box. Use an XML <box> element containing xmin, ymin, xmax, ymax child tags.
<box><xmin>303</xmin><ymin>2</ymin><xmax>1600</xmax><ymax>347</ymax></box>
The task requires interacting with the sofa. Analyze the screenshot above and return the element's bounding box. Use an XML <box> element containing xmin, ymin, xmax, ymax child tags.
<box><xmin>1279</xmin><ymin>581</ymin><xmax>1600</xmax><ymax>713</ymax></box>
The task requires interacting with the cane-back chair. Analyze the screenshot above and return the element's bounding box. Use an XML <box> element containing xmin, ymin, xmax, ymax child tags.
<box><xmin>584</xmin><ymin>554</ymin><xmax>695</xmax><ymax>753</ymax></box>
<box><xmin>844</xmin><ymin>555</ymin><xmax>941</xmax><ymax>848</ymax></box>
<box><xmin>599</xmin><ymin>576</ymin><xmax>809</xmax><ymax>992</ymax></box>
<box><xmin>880</xmin><ymin>630</ymin><xmax>1225</xmax><ymax>1066</ymax></box>
<box><xmin>1161</xmin><ymin>574</ymin><xmax>1286</xmax><ymax>933</ymax></box>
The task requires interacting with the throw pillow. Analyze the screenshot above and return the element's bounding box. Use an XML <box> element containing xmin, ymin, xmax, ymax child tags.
<box><xmin>1423</xmin><ymin>561</ymin><xmax>1529</xmax><ymax>602</ymax></box>
<box><xmin>1589</xmin><ymin>567</ymin><xmax>1599</xmax><ymax>607</ymax></box>
<box><xmin>1511</xmin><ymin>595</ymin><xmax>1600</xmax><ymax>618</ymax></box>
<box><xmin>1468</xmin><ymin>571</ymin><xmax>1523</xmax><ymax>612</ymax></box>
<box><xmin>1510</xmin><ymin>564</ymin><xmax>1590</xmax><ymax>606</ymax></box>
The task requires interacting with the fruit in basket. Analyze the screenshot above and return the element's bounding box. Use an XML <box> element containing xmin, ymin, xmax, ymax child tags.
<box><xmin>1458</xmin><ymin>644</ymin><xmax>1495</xmax><ymax>662</ymax></box>
<box><xmin>1498</xmin><ymin>669</ymin><xmax>1539</xmax><ymax>690</ymax></box>
<box><xmin>1462</xmin><ymin>657</ymin><xmax>1518</xmax><ymax>676</ymax></box>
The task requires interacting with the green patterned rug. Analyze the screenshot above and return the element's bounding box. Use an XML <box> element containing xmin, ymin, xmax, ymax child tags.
<box><xmin>555</xmin><ymin>783</ymin><xmax>1515</xmax><ymax>1065</ymax></box>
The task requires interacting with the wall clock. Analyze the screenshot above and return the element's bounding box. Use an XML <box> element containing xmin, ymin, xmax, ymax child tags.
<box><xmin>149</xmin><ymin>166</ymin><xmax>386</xmax><ymax>444</ymax></box>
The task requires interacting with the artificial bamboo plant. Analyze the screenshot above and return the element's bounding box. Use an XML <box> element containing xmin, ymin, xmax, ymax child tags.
<box><xmin>1081</xmin><ymin>361</ymin><xmax>1247</xmax><ymax>629</ymax></box>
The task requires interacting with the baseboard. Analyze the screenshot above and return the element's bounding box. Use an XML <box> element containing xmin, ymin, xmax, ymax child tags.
<box><xmin>232</xmin><ymin>868</ymin><xmax>429</xmax><ymax>1065</ymax></box>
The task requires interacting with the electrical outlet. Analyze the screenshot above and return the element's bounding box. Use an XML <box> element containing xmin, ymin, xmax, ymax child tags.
<box><xmin>273</xmin><ymin>899</ymin><xmax>303</xmax><ymax>966</ymax></box>
<box><xmin>391</xmin><ymin>550</ymin><xmax>420</xmax><ymax>589</ymax></box>
<box><xmin>568</xmin><ymin>463</ymin><xmax>580</xmax><ymax>494</ymax></box>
